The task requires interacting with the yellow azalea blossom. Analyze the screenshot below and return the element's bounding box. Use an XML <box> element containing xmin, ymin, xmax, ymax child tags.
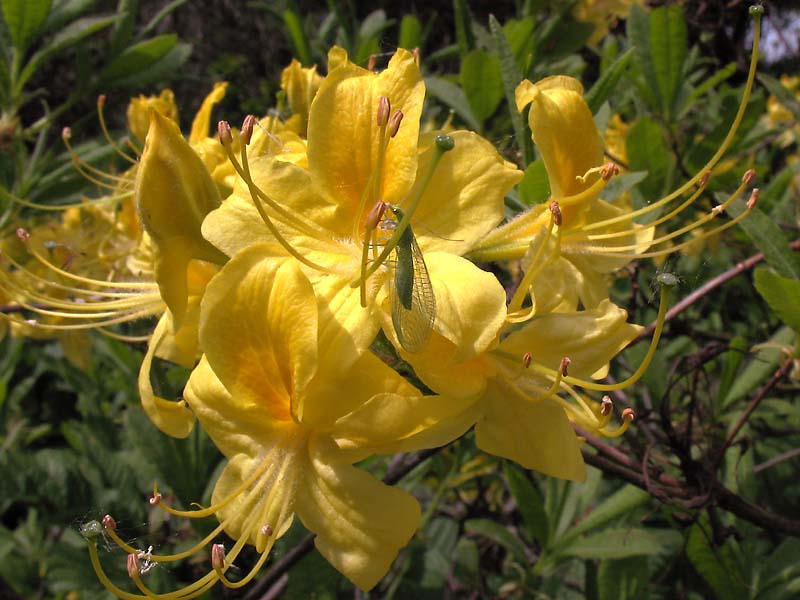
<box><xmin>470</xmin><ymin>33</ymin><xmax>761</xmax><ymax>315</ymax></box>
<box><xmin>204</xmin><ymin>46</ymin><xmax>522</xmax><ymax>358</ymax></box>
<box><xmin>573</xmin><ymin>0</ymin><xmax>642</xmax><ymax>46</ymax></box>
<box><xmin>88</xmin><ymin>248</ymin><xmax>472</xmax><ymax>596</ymax></box>
<box><xmin>389</xmin><ymin>249</ymin><xmax>649</xmax><ymax>481</ymax></box>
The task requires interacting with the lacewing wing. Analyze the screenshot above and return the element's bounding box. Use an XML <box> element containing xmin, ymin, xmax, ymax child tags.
<box><xmin>388</xmin><ymin>206</ymin><xmax>436</xmax><ymax>353</ymax></box>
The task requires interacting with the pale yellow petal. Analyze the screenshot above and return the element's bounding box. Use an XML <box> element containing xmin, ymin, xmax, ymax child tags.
<box><xmin>295</xmin><ymin>435</ymin><xmax>421</xmax><ymax>591</ymax></box>
<box><xmin>476</xmin><ymin>382</ymin><xmax>586</xmax><ymax>481</ymax></box>
<box><xmin>199</xmin><ymin>247</ymin><xmax>317</xmax><ymax>422</ymax></box>
<box><xmin>189</xmin><ymin>82</ymin><xmax>228</xmax><ymax>145</ymax></box>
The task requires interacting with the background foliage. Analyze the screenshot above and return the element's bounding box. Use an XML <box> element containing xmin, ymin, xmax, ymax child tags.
<box><xmin>1</xmin><ymin>0</ymin><xmax>799</xmax><ymax>598</ymax></box>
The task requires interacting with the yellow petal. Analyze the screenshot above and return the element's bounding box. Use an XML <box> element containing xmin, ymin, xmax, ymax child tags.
<box><xmin>296</xmin><ymin>435</ymin><xmax>421</xmax><ymax>591</ymax></box>
<box><xmin>500</xmin><ymin>299</ymin><xmax>641</xmax><ymax>379</ymax></box>
<box><xmin>412</xmin><ymin>131</ymin><xmax>523</xmax><ymax>255</ymax></box>
<box><xmin>332</xmin><ymin>386</ymin><xmax>475</xmax><ymax>451</ymax></box>
<box><xmin>307</xmin><ymin>47</ymin><xmax>424</xmax><ymax>228</ymax></box>
<box><xmin>138</xmin><ymin>313</ymin><xmax>195</xmax><ymax>438</ymax></box>
<box><xmin>281</xmin><ymin>60</ymin><xmax>322</xmax><ymax>135</ymax></box>
<box><xmin>516</xmin><ymin>76</ymin><xmax>603</xmax><ymax>200</ymax></box>
<box><xmin>199</xmin><ymin>247</ymin><xmax>317</xmax><ymax>422</ymax></box>
<box><xmin>185</xmin><ymin>356</ymin><xmax>299</xmax><ymax>459</ymax></box>
<box><xmin>476</xmin><ymin>382</ymin><xmax>586</xmax><ymax>481</ymax></box>
<box><xmin>136</xmin><ymin>110</ymin><xmax>228</xmax><ymax>326</ymax></box>
<box><xmin>127</xmin><ymin>89</ymin><xmax>178</xmax><ymax>143</ymax></box>
<box><xmin>189</xmin><ymin>82</ymin><xmax>228</xmax><ymax>145</ymax></box>
<box><xmin>391</xmin><ymin>253</ymin><xmax>505</xmax><ymax>398</ymax></box>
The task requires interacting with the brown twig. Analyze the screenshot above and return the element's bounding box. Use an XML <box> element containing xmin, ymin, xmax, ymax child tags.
<box><xmin>713</xmin><ymin>360</ymin><xmax>794</xmax><ymax>471</ymax></box>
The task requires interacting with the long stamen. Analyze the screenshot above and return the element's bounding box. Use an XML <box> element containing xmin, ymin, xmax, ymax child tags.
<box><xmin>96</xmin><ymin>95</ymin><xmax>139</xmax><ymax>165</ymax></box>
<box><xmin>583</xmin><ymin>6</ymin><xmax>762</xmax><ymax>234</ymax></box>
<box><xmin>352</xmin><ymin>133</ymin><xmax>455</xmax><ymax>288</ymax></box>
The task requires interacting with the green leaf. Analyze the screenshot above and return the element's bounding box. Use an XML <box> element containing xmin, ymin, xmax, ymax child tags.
<box><xmin>585</xmin><ymin>48</ymin><xmax>634</xmax><ymax>114</ymax></box>
<box><xmin>598</xmin><ymin>556</ymin><xmax>650</xmax><ymax>600</ymax></box>
<box><xmin>727</xmin><ymin>197</ymin><xmax>800</xmax><ymax>279</ymax></box>
<box><xmin>625</xmin><ymin>116</ymin><xmax>673</xmax><ymax>202</ymax></box>
<box><xmin>754</xmin><ymin>268</ymin><xmax>800</xmax><ymax>332</ymax></box>
<box><xmin>460</xmin><ymin>49</ymin><xmax>503</xmax><ymax>124</ymax></box>
<box><xmin>518</xmin><ymin>159</ymin><xmax>550</xmax><ymax>205</ymax></box>
<box><xmin>626</xmin><ymin>4</ymin><xmax>659</xmax><ymax>110</ymax></box>
<box><xmin>686</xmin><ymin>518</ymin><xmax>747</xmax><ymax>600</ymax></box>
<box><xmin>107</xmin><ymin>0</ymin><xmax>135</xmax><ymax>58</ymax></box>
<box><xmin>284</xmin><ymin>548</ymin><xmax>341</xmax><ymax>599</ymax></box>
<box><xmin>536</xmin><ymin>18</ymin><xmax>594</xmax><ymax>63</ymax></box>
<box><xmin>758</xmin><ymin>73</ymin><xmax>800</xmax><ymax>121</ymax></box>
<box><xmin>1</xmin><ymin>0</ymin><xmax>52</xmax><ymax>53</ymax></box>
<box><xmin>42</xmin><ymin>0</ymin><xmax>95</xmax><ymax>33</ymax></box>
<box><xmin>424</xmin><ymin>75</ymin><xmax>480</xmax><ymax>131</ymax></box>
<box><xmin>503</xmin><ymin>462</ymin><xmax>549</xmax><ymax>546</ymax></box>
<box><xmin>282</xmin><ymin>7</ymin><xmax>312</xmax><ymax>66</ymax></box>
<box><xmin>101</xmin><ymin>33</ymin><xmax>177</xmax><ymax>81</ymax></box>
<box><xmin>399</xmin><ymin>14</ymin><xmax>422</xmax><ymax>51</ymax></box>
<box><xmin>722</xmin><ymin>326</ymin><xmax>795</xmax><ymax>410</ymax></box>
<box><xmin>488</xmin><ymin>14</ymin><xmax>531</xmax><ymax>166</ymax></box>
<box><xmin>648</xmin><ymin>4</ymin><xmax>688</xmax><ymax>119</ymax></box>
<box><xmin>562</xmin><ymin>485</ymin><xmax>650</xmax><ymax>543</ymax></box>
<box><xmin>453</xmin><ymin>0</ymin><xmax>474</xmax><ymax>55</ymax></box>
<box><xmin>716</xmin><ymin>336</ymin><xmax>747</xmax><ymax>409</ymax></box>
<box><xmin>101</xmin><ymin>42</ymin><xmax>191</xmax><ymax>88</ymax></box>
<box><xmin>465</xmin><ymin>518</ymin><xmax>527</xmax><ymax>564</ymax></box>
<box><xmin>561</xmin><ymin>528</ymin><xmax>664</xmax><ymax>559</ymax></box>
<box><xmin>20</xmin><ymin>14</ymin><xmax>117</xmax><ymax>86</ymax></box>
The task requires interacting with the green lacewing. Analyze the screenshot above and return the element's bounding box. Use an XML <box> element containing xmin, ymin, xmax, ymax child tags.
<box><xmin>386</xmin><ymin>206</ymin><xmax>436</xmax><ymax>353</ymax></box>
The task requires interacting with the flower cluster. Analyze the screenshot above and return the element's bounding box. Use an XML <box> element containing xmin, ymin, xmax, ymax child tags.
<box><xmin>1</xmin><ymin>17</ymin><xmax>762</xmax><ymax>597</ymax></box>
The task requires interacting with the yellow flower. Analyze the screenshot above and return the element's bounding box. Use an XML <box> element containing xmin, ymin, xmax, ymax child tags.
<box><xmin>394</xmin><ymin>253</ymin><xmax>646</xmax><ymax>481</ymax></box>
<box><xmin>88</xmin><ymin>247</ymin><xmax>471</xmax><ymax>594</ymax></box>
<box><xmin>573</xmin><ymin>0</ymin><xmax>642</xmax><ymax>46</ymax></box>
<box><xmin>204</xmin><ymin>47</ymin><xmax>522</xmax><ymax>357</ymax></box>
<box><xmin>127</xmin><ymin>89</ymin><xmax>179</xmax><ymax>143</ymax></box>
<box><xmin>471</xmin><ymin>69</ymin><xmax>759</xmax><ymax>314</ymax></box>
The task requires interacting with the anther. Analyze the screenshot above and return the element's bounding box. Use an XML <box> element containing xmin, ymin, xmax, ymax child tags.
<box><xmin>102</xmin><ymin>514</ymin><xmax>117</xmax><ymax>530</ymax></box>
<box><xmin>388</xmin><ymin>109</ymin><xmax>403</xmax><ymax>137</ymax></box>
<box><xmin>600</xmin><ymin>395</ymin><xmax>613</xmax><ymax>416</ymax></box>
<box><xmin>365</xmin><ymin>201</ymin><xmax>388</xmax><ymax>232</ymax></box>
<box><xmin>368</xmin><ymin>54</ymin><xmax>377</xmax><ymax>71</ymax></box>
<box><xmin>97</xmin><ymin>94</ymin><xmax>106</xmax><ymax>109</ymax></box>
<box><xmin>549</xmin><ymin>201</ymin><xmax>562</xmax><ymax>226</ymax></box>
<box><xmin>742</xmin><ymin>168</ymin><xmax>756</xmax><ymax>186</ymax></box>
<box><xmin>560</xmin><ymin>357</ymin><xmax>571</xmax><ymax>377</ymax></box>
<box><xmin>260</xmin><ymin>524</ymin><xmax>274</xmax><ymax>537</ymax></box>
<box><xmin>699</xmin><ymin>170</ymin><xmax>711</xmax><ymax>187</ymax></box>
<box><xmin>149</xmin><ymin>492</ymin><xmax>162</xmax><ymax>506</ymax></box>
<box><xmin>16</xmin><ymin>228</ymin><xmax>30</xmax><ymax>242</ymax></box>
<box><xmin>413</xmin><ymin>48</ymin><xmax>420</xmax><ymax>65</ymax></box>
<box><xmin>377</xmin><ymin>96</ymin><xmax>391</xmax><ymax>126</ymax></box>
<box><xmin>747</xmin><ymin>188</ymin><xmax>759</xmax><ymax>209</ymax></box>
<box><xmin>127</xmin><ymin>553</ymin><xmax>141</xmax><ymax>579</ymax></box>
<box><xmin>211</xmin><ymin>543</ymin><xmax>226</xmax><ymax>570</ymax></box>
<box><xmin>601</xmin><ymin>162</ymin><xmax>619</xmax><ymax>180</ymax></box>
<box><xmin>241</xmin><ymin>114</ymin><xmax>256</xmax><ymax>145</ymax></box>
<box><xmin>622</xmin><ymin>408</ymin><xmax>635</xmax><ymax>421</ymax></box>
<box><xmin>523</xmin><ymin>352</ymin><xmax>532</xmax><ymax>368</ymax></box>
<box><xmin>218</xmin><ymin>120</ymin><xmax>233</xmax><ymax>147</ymax></box>
<box><xmin>62</xmin><ymin>127</ymin><xmax>71</xmax><ymax>141</ymax></box>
